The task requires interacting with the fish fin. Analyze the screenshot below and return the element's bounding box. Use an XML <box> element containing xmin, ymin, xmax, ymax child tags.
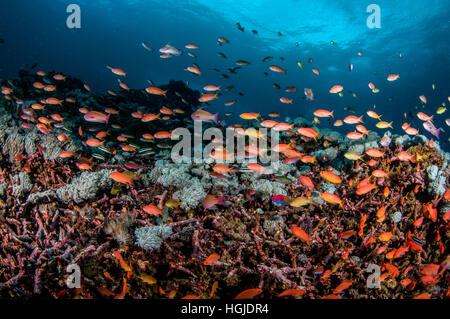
<box><xmin>436</xmin><ymin>128</ymin><xmax>441</xmax><ymax>139</ymax></box>
<box><xmin>213</xmin><ymin>113</ymin><xmax>219</xmax><ymax>124</ymax></box>
<box><xmin>106</xmin><ymin>113</ymin><xmax>111</xmax><ymax>124</ymax></box>
<box><xmin>218</xmin><ymin>195</ymin><xmax>225</xmax><ymax>205</ymax></box>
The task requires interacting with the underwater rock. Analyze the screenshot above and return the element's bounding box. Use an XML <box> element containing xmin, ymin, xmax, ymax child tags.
<box><xmin>135</xmin><ymin>225</ymin><xmax>173</xmax><ymax>250</ymax></box>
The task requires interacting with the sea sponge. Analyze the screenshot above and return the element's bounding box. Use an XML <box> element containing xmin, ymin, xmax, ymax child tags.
<box><xmin>134</xmin><ymin>225</ymin><xmax>173</xmax><ymax>250</ymax></box>
<box><xmin>55</xmin><ymin>169</ymin><xmax>114</xmax><ymax>204</ymax></box>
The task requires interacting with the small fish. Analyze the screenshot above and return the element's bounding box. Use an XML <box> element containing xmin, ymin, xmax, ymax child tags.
<box><xmin>141</xmin><ymin>42</ymin><xmax>154</xmax><ymax>52</ymax></box>
<box><xmin>204</xmin><ymin>253</ymin><xmax>220</xmax><ymax>265</ymax></box>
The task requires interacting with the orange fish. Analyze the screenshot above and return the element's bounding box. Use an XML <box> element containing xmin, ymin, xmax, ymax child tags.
<box><xmin>280</xmin><ymin>97</ymin><xmax>293</xmax><ymax>104</ymax></box>
<box><xmin>297</xmin><ymin>127</ymin><xmax>319</xmax><ymax>140</ymax></box>
<box><xmin>376</xmin><ymin>206</ymin><xmax>386</xmax><ymax>223</ymax></box>
<box><xmin>313</xmin><ymin>109</ymin><xmax>334</xmax><ymax>118</ymax></box>
<box><xmin>356</xmin><ymin>183</ymin><xmax>377</xmax><ymax>195</ymax></box>
<box><xmin>422</xmin><ymin>203</ymin><xmax>437</xmax><ymax>222</ymax></box>
<box><xmin>85</xmin><ymin>138</ymin><xmax>103</xmax><ymax>147</ymax></box>
<box><xmin>240</xmin><ymin>112</ymin><xmax>260</xmax><ymax>120</ymax></box>
<box><xmin>343</xmin><ymin>115</ymin><xmax>363</xmax><ymax>124</ymax></box>
<box><xmin>143</xmin><ymin>204</ymin><xmax>163</xmax><ymax>216</ymax></box>
<box><xmin>145</xmin><ymin>86</ymin><xmax>167</xmax><ymax>96</ymax></box>
<box><xmin>154</xmin><ymin>131</ymin><xmax>171</xmax><ymax>139</ymax></box>
<box><xmin>277</xmin><ymin>289</ymin><xmax>307</xmax><ymax>297</ymax></box>
<box><xmin>234</xmin><ymin>288</ymin><xmax>262</xmax><ymax>299</ymax></box>
<box><xmin>378</xmin><ymin>232</ymin><xmax>393</xmax><ymax>242</ymax></box>
<box><xmin>298</xmin><ymin>176</ymin><xmax>315</xmax><ymax>190</ymax></box>
<box><xmin>291</xmin><ymin>225</ymin><xmax>311</xmax><ymax>244</ymax></box>
<box><xmin>247</xmin><ymin>163</ymin><xmax>266</xmax><ymax>173</ymax></box>
<box><xmin>320</xmin><ymin>171</ymin><xmax>342</xmax><ymax>184</ymax></box>
<box><xmin>110</xmin><ymin>171</ymin><xmax>135</xmax><ymax>185</ymax></box>
<box><xmin>358</xmin><ymin>214</ymin><xmax>367</xmax><ymax>236</ymax></box>
<box><xmin>59</xmin><ymin>151</ymin><xmax>74</xmax><ymax>158</ymax></box>
<box><xmin>365</xmin><ymin>148</ymin><xmax>384</xmax><ymax>158</ymax></box>
<box><xmin>329</xmin><ymin>85</ymin><xmax>344</xmax><ymax>94</ymax></box>
<box><xmin>346</xmin><ymin>131</ymin><xmax>364</xmax><ymax>140</ymax></box>
<box><xmin>332</xmin><ymin>281</ymin><xmax>352</xmax><ymax>294</ymax></box>
<box><xmin>112</xmin><ymin>251</ymin><xmax>132</xmax><ymax>272</ymax></box>
<box><xmin>320</xmin><ymin>193</ymin><xmax>343</xmax><ymax>208</ymax></box>
<box><xmin>269</xmin><ymin>65</ymin><xmax>286</xmax><ymax>73</ymax></box>
<box><xmin>45</xmin><ymin>97</ymin><xmax>63</xmax><ymax>105</ymax></box>
<box><xmin>198</xmin><ymin>93</ymin><xmax>218</xmax><ymax>102</ymax></box>
<box><xmin>204</xmin><ymin>253</ymin><xmax>220</xmax><ymax>265</ymax></box>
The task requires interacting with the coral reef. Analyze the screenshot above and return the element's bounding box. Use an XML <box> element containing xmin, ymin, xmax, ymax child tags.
<box><xmin>0</xmin><ymin>71</ymin><xmax>448</xmax><ymax>301</ymax></box>
<box><xmin>135</xmin><ymin>225</ymin><xmax>173</xmax><ymax>250</ymax></box>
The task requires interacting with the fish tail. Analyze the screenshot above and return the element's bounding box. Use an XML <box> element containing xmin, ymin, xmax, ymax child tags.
<box><xmin>213</xmin><ymin>113</ymin><xmax>219</xmax><ymax>124</ymax></box>
<box><xmin>331</xmin><ymin>111</ymin><xmax>334</xmax><ymax>118</ymax></box>
<box><xmin>436</xmin><ymin>128</ymin><xmax>441</xmax><ymax>139</ymax></box>
<box><xmin>106</xmin><ymin>113</ymin><xmax>111</xmax><ymax>124</ymax></box>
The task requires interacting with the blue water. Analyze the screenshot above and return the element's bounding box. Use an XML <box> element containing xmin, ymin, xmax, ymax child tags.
<box><xmin>0</xmin><ymin>0</ymin><xmax>449</xmax><ymax>148</ymax></box>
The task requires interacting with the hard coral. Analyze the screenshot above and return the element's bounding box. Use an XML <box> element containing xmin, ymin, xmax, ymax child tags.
<box><xmin>135</xmin><ymin>225</ymin><xmax>173</xmax><ymax>250</ymax></box>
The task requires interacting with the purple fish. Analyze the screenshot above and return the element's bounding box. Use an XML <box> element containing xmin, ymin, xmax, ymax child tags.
<box><xmin>380</xmin><ymin>134</ymin><xmax>392</xmax><ymax>147</ymax></box>
<box><xmin>423</xmin><ymin>121</ymin><xmax>440</xmax><ymax>139</ymax></box>
<box><xmin>271</xmin><ymin>195</ymin><xmax>290</xmax><ymax>205</ymax></box>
